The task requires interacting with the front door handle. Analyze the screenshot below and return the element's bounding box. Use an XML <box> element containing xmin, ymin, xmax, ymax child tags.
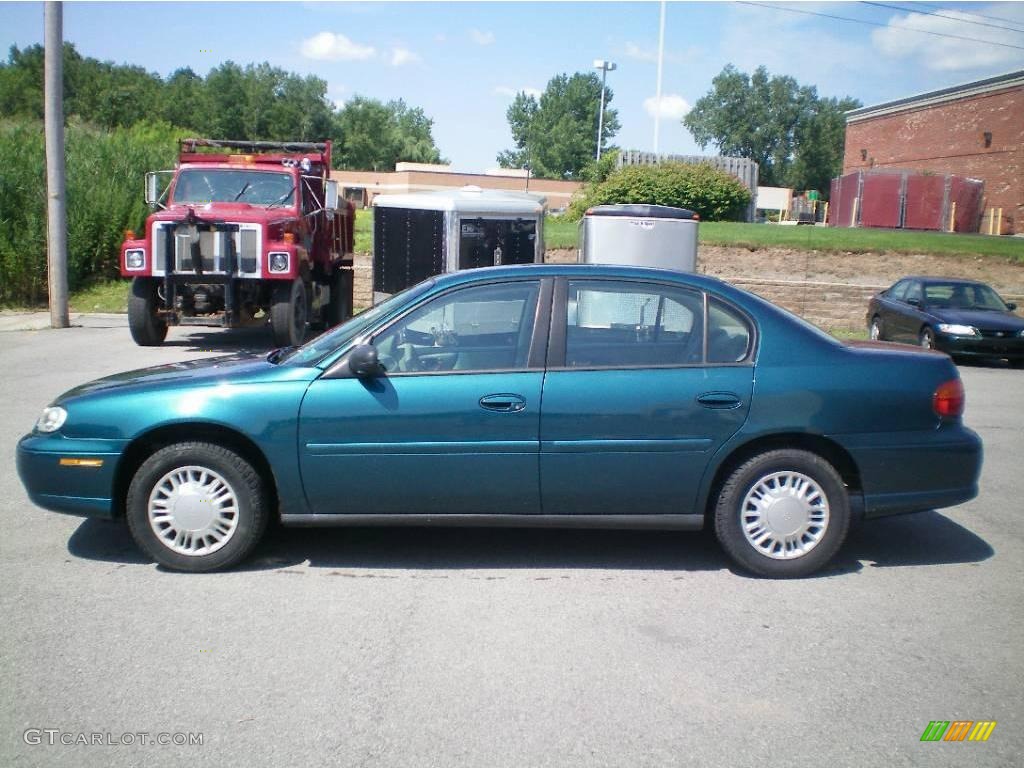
<box><xmin>479</xmin><ymin>393</ymin><xmax>527</xmax><ymax>413</ymax></box>
<box><xmin>697</xmin><ymin>391</ymin><xmax>742</xmax><ymax>409</ymax></box>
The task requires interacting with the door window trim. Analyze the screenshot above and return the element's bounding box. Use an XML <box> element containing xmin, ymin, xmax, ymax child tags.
<box><xmin>546</xmin><ymin>276</ymin><xmax>757</xmax><ymax>371</ymax></box>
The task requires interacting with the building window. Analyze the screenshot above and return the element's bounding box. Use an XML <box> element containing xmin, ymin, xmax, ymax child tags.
<box><xmin>983</xmin><ymin>132</ymin><xmax>992</xmax><ymax>148</ymax></box>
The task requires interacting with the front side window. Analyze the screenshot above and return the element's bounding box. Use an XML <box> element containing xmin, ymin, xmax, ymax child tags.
<box><xmin>172</xmin><ymin>170</ymin><xmax>295</xmax><ymax>207</ymax></box>
<box><xmin>373</xmin><ymin>281</ymin><xmax>540</xmax><ymax>374</ymax></box>
<box><xmin>565</xmin><ymin>281</ymin><xmax>704</xmax><ymax>368</ymax></box>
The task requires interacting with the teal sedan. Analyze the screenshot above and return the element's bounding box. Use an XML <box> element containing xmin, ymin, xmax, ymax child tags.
<box><xmin>17</xmin><ymin>265</ymin><xmax>982</xmax><ymax>577</ymax></box>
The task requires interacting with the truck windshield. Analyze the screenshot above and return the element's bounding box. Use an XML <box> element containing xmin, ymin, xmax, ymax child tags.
<box><xmin>172</xmin><ymin>169</ymin><xmax>295</xmax><ymax>206</ymax></box>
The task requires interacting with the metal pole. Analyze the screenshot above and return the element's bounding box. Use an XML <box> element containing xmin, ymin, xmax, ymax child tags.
<box><xmin>44</xmin><ymin>1</ymin><xmax>69</xmax><ymax>328</ymax></box>
<box><xmin>596</xmin><ymin>67</ymin><xmax>607</xmax><ymax>161</ymax></box>
<box><xmin>653</xmin><ymin>0</ymin><xmax>666</xmax><ymax>153</ymax></box>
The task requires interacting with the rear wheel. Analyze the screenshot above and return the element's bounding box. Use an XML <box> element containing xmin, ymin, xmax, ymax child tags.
<box><xmin>326</xmin><ymin>268</ymin><xmax>353</xmax><ymax>328</ymax></box>
<box><xmin>271</xmin><ymin>278</ymin><xmax>308</xmax><ymax>347</ymax></box>
<box><xmin>126</xmin><ymin>442</ymin><xmax>268</xmax><ymax>572</ymax></box>
<box><xmin>919</xmin><ymin>326</ymin><xmax>936</xmax><ymax>350</ymax></box>
<box><xmin>714</xmin><ymin>449</ymin><xmax>850</xmax><ymax>578</ymax></box>
<box><xmin>869</xmin><ymin>315</ymin><xmax>883</xmax><ymax>341</ymax></box>
<box><xmin>127</xmin><ymin>277</ymin><xmax>167</xmax><ymax>346</ymax></box>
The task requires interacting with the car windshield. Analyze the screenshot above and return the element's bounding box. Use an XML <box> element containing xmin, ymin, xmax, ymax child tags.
<box><xmin>923</xmin><ymin>283</ymin><xmax>1008</xmax><ymax>311</ymax></box>
<box><xmin>172</xmin><ymin>169</ymin><xmax>295</xmax><ymax>206</ymax></box>
<box><xmin>277</xmin><ymin>281</ymin><xmax>435</xmax><ymax>366</ymax></box>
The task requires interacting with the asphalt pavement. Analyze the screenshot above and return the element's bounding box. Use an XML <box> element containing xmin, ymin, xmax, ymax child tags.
<box><xmin>1</xmin><ymin>319</ymin><xmax>1021</xmax><ymax>767</ymax></box>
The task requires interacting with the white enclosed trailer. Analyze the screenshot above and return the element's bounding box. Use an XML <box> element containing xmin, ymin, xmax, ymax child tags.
<box><xmin>372</xmin><ymin>186</ymin><xmax>545</xmax><ymax>302</ymax></box>
<box><xmin>579</xmin><ymin>204</ymin><xmax>699</xmax><ymax>271</ymax></box>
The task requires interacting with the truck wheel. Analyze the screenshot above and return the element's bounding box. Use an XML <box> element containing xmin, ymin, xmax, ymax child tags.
<box><xmin>128</xmin><ymin>277</ymin><xmax>168</xmax><ymax>346</ymax></box>
<box><xmin>326</xmin><ymin>269</ymin><xmax>353</xmax><ymax>328</ymax></box>
<box><xmin>271</xmin><ymin>278</ymin><xmax>308</xmax><ymax>347</ymax></box>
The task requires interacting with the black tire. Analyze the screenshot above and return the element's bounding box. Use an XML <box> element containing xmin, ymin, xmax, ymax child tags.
<box><xmin>127</xmin><ymin>277</ymin><xmax>168</xmax><ymax>346</ymax></box>
<box><xmin>271</xmin><ymin>278</ymin><xmax>308</xmax><ymax>347</ymax></box>
<box><xmin>919</xmin><ymin>326</ymin><xmax>936</xmax><ymax>350</ymax></box>
<box><xmin>326</xmin><ymin>269</ymin><xmax>353</xmax><ymax>328</ymax></box>
<box><xmin>869</xmin><ymin>315</ymin><xmax>884</xmax><ymax>341</ymax></box>
<box><xmin>126</xmin><ymin>442</ymin><xmax>269</xmax><ymax>572</ymax></box>
<box><xmin>714</xmin><ymin>449</ymin><xmax>850</xmax><ymax>578</ymax></box>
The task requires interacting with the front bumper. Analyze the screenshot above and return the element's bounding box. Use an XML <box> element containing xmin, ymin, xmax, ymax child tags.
<box><xmin>936</xmin><ymin>333</ymin><xmax>1024</xmax><ymax>360</ymax></box>
<box><xmin>832</xmin><ymin>425</ymin><xmax>983</xmax><ymax>518</ymax></box>
<box><xmin>16</xmin><ymin>433</ymin><xmax>128</xmax><ymax>519</ymax></box>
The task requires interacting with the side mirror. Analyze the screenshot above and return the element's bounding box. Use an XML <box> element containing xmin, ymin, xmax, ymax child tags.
<box><xmin>907</xmin><ymin>298</ymin><xmax>921</xmax><ymax>307</ymax></box>
<box><xmin>324</xmin><ymin>179</ymin><xmax>340</xmax><ymax>212</ymax></box>
<box><xmin>347</xmin><ymin>344</ymin><xmax>383</xmax><ymax>378</ymax></box>
<box><xmin>145</xmin><ymin>172</ymin><xmax>160</xmax><ymax>206</ymax></box>
<box><xmin>1007</xmin><ymin>302</ymin><xmax>1017</xmax><ymax>311</ymax></box>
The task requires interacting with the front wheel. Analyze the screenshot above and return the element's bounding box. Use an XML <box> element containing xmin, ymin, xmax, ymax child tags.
<box><xmin>126</xmin><ymin>442</ymin><xmax>269</xmax><ymax>572</ymax></box>
<box><xmin>919</xmin><ymin>326</ymin><xmax>936</xmax><ymax>350</ymax></box>
<box><xmin>127</xmin><ymin>277</ymin><xmax>168</xmax><ymax>346</ymax></box>
<box><xmin>714</xmin><ymin>449</ymin><xmax>850</xmax><ymax>578</ymax></box>
<box><xmin>271</xmin><ymin>278</ymin><xmax>308</xmax><ymax>347</ymax></box>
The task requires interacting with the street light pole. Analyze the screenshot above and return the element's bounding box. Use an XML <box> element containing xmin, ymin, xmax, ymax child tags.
<box><xmin>593</xmin><ymin>59</ymin><xmax>617</xmax><ymax>161</ymax></box>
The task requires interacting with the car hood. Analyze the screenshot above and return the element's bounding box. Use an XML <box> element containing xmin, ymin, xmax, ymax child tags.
<box><xmin>927</xmin><ymin>308</ymin><xmax>1024</xmax><ymax>331</ymax></box>
<box><xmin>56</xmin><ymin>353</ymin><xmax>317</xmax><ymax>403</ymax></box>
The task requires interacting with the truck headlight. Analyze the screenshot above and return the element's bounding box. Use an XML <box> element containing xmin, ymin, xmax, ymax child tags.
<box><xmin>937</xmin><ymin>324</ymin><xmax>979</xmax><ymax>337</ymax></box>
<box><xmin>35</xmin><ymin>406</ymin><xmax>67</xmax><ymax>433</ymax></box>
<box><xmin>125</xmin><ymin>249</ymin><xmax>146</xmax><ymax>270</ymax></box>
<box><xmin>269</xmin><ymin>252</ymin><xmax>290</xmax><ymax>273</ymax></box>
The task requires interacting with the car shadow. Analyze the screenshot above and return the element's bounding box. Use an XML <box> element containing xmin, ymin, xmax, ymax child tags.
<box><xmin>67</xmin><ymin>509</ymin><xmax>993</xmax><ymax>577</ymax></box>
<box><xmin>162</xmin><ymin>326</ymin><xmax>276</xmax><ymax>355</ymax></box>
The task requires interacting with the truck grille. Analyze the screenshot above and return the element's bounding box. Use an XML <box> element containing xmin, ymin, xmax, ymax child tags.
<box><xmin>152</xmin><ymin>222</ymin><xmax>260</xmax><ymax>277</ymax></box>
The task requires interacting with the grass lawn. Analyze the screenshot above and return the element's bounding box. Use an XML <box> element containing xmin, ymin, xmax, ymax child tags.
<box><xmin>69</xmin><ymin>280</ymin><xmax>128</xmax><ymax>313</ymax></box>
<box><xmin>357</xmin><ymin>210</ymin><xmax>1022</xmax><ymax>260</ymax></box>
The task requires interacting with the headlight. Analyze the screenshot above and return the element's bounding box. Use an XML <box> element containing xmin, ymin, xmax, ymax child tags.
<box><xmin>937</xmin><ymin>324</ymin><xmax>979</xmax><ymax>336</ymax></box>
<box><xmin>125</xmin><ymin>249</ymin><xmax>146</xmax><ymax>270</ymax></box>
<box><xmin>269</xmin><ymin>252</ymin><xmax>290</xmax><ymax>273</ymax></box>
<box><xmin>35</xmin><ymin>406</ymin><xmax>67</xmax><ymax>433</ymax></box>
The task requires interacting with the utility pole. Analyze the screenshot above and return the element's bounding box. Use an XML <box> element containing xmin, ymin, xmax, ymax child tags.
<box><xmin>653</xmin><ymin>0</ymin><xmax>666</xmax><ymax>154</ymax></box>
<box><xmin>45</xmin><ymin>1</ymin><xmax>69</xmax><ymax>328</ymax></box>
<box><xmin>593</xmin><ymin>59</ymin><xmax>617</xmax><ymax>160</ymax></box>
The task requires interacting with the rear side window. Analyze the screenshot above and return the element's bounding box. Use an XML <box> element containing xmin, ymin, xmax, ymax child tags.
<box><xmin>707</xmin><ymin>299</ymin><xmax>753</xmax><ymax>363</ymax></box>
<box><xmin>565</xmin><ymin>280</ymin><xmax>704</xmax><ymax>368</ymax></box>
<box><xmin>888</xmin><ymin>281</ymin><xmax>909</xmax><ymax>301</ymax></box>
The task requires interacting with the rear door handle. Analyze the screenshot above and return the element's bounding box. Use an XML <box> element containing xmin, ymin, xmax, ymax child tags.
<box><xmin>697</xmin><ymin>391</ymin><xmax>742</xmax><ymax>409</ymax></box>
<box><xmin>479</xmin><ymin>393</ymin><xmax>527</xmax><ymax>413</ymax></box>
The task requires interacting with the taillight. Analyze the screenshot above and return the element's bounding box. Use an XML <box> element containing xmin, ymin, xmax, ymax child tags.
<box><xmin>933</xmin><ymin>378</ymin><xmax>965</xmax><ymax>418</ymax></box>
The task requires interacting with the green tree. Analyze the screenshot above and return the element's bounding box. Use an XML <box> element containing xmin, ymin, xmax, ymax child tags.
<box><xmin>683</xmin><ymin>64</ymin><xmax>859</xmax><ymax>191</ymax></box>
<box><xmin>498</xmin><ymin>72</ymin><xmax>620</xmax><ymax>180</ymax></box>
<box><xmin>332</xmin><ymin>97</ymin><xmax>443</xmax><ymax>170</ymax></box>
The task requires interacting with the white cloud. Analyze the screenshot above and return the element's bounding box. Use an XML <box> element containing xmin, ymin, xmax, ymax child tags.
<box><xmin>871</xmin><ymin>7</ymin><xmax>1024</xmax><ymax>71</ymax></box>
<box><xmin>644</xmin><ymin>94</ymin><xmax>691</xmax><ymax>120</ymax></box>
<box><xmin>623</xmin><ymin>41</ymin><xmax>700</xmax><ymax>64</ymax></box>
<box><xmin>300</xmin><ymin>31</ymin><xmax>376</xmax><ymax>61</ymax></box>
<box><xmin>390</xmin><ymin>47</ymin><xmax>419</xmax><ymax>67</ymax></box>
<box><xmin>470</xmin><ymin>29</ymin><xmax>495</xmax><ymax>46</ymax></box>
<box><xmin>495</xmin><ymin>85</ymin><xmax>542</xmax><ymax>99</ymax></box>
<box><xmin>625</xmin><ymin>41</ymin><xmax>658</xmax><ymax>62</ymax></box>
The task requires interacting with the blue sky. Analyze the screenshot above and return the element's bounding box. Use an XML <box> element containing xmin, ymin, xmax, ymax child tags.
<box><xmin>2</xmin><ymin>1</ymin><xmax>1023</xmax><ymax>171</ymax></box>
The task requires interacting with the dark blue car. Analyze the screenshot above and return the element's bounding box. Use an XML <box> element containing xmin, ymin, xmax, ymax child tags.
<box><xmin>17</xmin><ymin>265</ymin><xmax>983</xmax><ymax>577</ymax></box>
<box><xmin>867</xmin><ymin>276</ymin><xmax>1024</xmax><ymax>366</ymax></box>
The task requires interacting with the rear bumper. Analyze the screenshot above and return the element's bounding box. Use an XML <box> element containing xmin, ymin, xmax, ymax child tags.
<box><xmin>832</xmin><ymin>425</ymin><xmax>982</xmax><ymax>518</ymax></box>
<box><xmin>16</xmin><ymin>434</ymin><xmax>126</xmax><ymax>519</ymax></box>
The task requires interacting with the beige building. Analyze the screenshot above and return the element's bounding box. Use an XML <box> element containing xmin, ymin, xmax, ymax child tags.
<box><xmin>331</xmin><ymin>163</ymin><xmax>583</xmax><ymax>209</ymax></box>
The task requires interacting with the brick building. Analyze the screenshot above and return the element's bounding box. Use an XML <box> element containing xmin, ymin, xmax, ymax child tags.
<box><xmin>843</xmin><ymin>70</ymin><xmax>1023</xmax><ymax>234</ymax></box>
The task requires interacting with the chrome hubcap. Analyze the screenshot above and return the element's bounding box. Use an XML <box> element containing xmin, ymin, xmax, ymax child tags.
<box><xmin>741</xmin><ymin>471</ymin><xmax>829</xmax><ymax>560</ymax></box>
<box><xmin>148</xmin><ymin>465</ymin><xmax>239</xmax><ymax>556</ymax></box>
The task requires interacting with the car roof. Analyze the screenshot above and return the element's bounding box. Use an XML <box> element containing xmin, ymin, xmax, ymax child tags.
<box><xmin>433</xmin><ymin>263</ymin><xmax>733</xmax><ymax>292</ymax></box>
<box><xmin>899</xmin><ymin>276</ymin><xmax>991</xmax><ymax>286</ymax></box>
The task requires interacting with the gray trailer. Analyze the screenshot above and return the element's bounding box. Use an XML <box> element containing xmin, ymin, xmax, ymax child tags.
<box><xmin>372</xmin><ymin>186</ymin><xmax>545</xmax><ymax>302</ymax></box>
<box><xmin>579</xmin><ymin>204</ymin><xmax>699</xmax><ymax>271</ymax></box>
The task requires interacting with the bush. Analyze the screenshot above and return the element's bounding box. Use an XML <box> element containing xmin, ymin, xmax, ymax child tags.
<box><xmin>0</xmin><ymin>118</ymin><xmax>184</xmax><ymax>306</ymax></box>
<box><xmin>567</xmin><ymin>162</ymin><xmax>751</xmax><ymax>222</ymax></box>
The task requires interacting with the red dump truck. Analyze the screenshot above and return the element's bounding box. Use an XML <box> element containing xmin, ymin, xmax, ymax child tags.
<box><xmin>120</xmin><ymin>138</ymin><xmax>355</xmax><ymax>347</ymax></box>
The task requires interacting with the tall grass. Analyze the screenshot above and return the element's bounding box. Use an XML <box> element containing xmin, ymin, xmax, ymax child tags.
<box><xmin>0</xmin><ymin>118</ymin><xmax>184</xmax><ymax>305</ymax></box>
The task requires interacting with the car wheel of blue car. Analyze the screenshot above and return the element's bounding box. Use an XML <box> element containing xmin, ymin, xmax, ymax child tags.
<box><xmin>714</xmin><ymin>449</ymin><xmax>850</xmax><ymax>578</ymax></box>
<box><xmin>126</xmin><ymin>442</ymin><xmax>269</xmax><ymax>572</ymax></box>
